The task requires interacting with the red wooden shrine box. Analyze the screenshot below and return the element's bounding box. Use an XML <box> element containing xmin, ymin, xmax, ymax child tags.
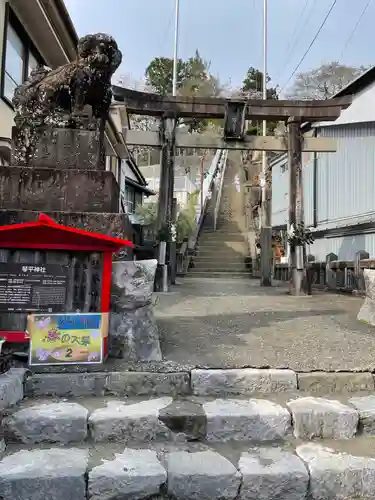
<box><xmin>0</xmin><ymin>213</ymin><xmax>133</xmax><ymax>358</ymax></box>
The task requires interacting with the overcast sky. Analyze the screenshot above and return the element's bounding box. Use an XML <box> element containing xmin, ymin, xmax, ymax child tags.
<box><xmin>64</xmin><ymin>0</ymin><xmax>374</xmax><ymax>92</ymax></box>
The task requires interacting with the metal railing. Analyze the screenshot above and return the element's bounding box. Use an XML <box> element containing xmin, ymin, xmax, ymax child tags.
<box><xmin>213</xmin><ymin>150</ymin><xmax>228</xmax><ymax>231</ymax></box>
<box><xmin>176</xmin><ymin>150</ymin><xmax>226</xmax><ymax>275</ymax></box>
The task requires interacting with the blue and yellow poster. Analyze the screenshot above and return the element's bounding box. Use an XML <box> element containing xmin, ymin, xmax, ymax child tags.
<box><xmin>28</xmin><ymin>313</ymin><xmax>106</xmax><ymax>366</ymax></box>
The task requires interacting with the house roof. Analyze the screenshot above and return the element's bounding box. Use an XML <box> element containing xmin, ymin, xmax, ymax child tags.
<box><xmin>0</xmin><ymin>214</ymin><xmax>134</xmax><ymax>251</ymax></box>
<box><xmin>332</xmin><ymin>65</ymin><xmax>375</xmax><ymax>98</ymax></box>
<box><xmin>301</xmin><ymin>65</ymin><xmax>375</xmax><ymax>132</ymax></box>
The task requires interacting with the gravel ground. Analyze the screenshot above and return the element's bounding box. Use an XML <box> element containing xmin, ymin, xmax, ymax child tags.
<box><xmin>155</xmin><ymin>277</ymin><xmax>375</xmax><ymax>372</ymax></box>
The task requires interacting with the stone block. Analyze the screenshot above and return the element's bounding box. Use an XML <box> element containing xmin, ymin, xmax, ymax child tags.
<box><xmin>0</xmin><ymin>368</ymin><xmax>25</xmax><ymax>410</ymax></box>
<box><xmin>287</xmin><ymin>397</ymin><xmax>358</xmax><ymax>439</ymax></box>
<box><xmin>204</xmin><ymin>398</ymin><xmax>291</xmax><ymax>442</ymax></box>
<box><xmin>167</xmin><ymin>450</ymin><xmax>241</xmax><ymax>500</ymax></box>
<box><xmin>105</xmin><ymin>371</ymin><xmax>191</xmax><ymax>397</ymax></box>
<box><xmin>109</xmin><ymin>260</ymin><xmax>162</xmax><ymax>361</ymax></box>
<box><xmin>239</xmin><ymin>448</ymin><xmax>309</xmax><ymax>500</ymax></box>
<box><xmin>0</xmin><ymin>166</ymin><xmax>119</xmax><ymax>213</ymax></box>
<box><xmin>25</xmin><ymin>372</ymin><xmax>108</xmax><ymax>397</ymax></box>
<box><xmin>297</xmin><ymin>443</ymin><xmax>375</xmax><ymax>500</ymax></box>
<box><xmin>88</xmin><ymin>448</ymin><xmax>166</xmax><ymax>500</ymax></box>
<box><xmin>111</xmin><ymin>259</ymin><xmax>158</xmax><ymax>311</ymax></box>
<box><xmin>26</xmin><ymin>127</ymin><xmax>105</xmax><ymax>170</ymax></box>
<box><xmin>158</xmin><ymin>399</ymin><xmax>206</xmax><ymax>440</ymax></box>
<box><xmin>357</xmin><ymin>269</ymin><xmax>375</xmax><ymax>325</ymax></box>
<box><xmin>0</xmin><ymin>448</ymin><xmax>88</xmax><ymax>500</ymax></box>
<box><xmin>297</xmin><ymin>371</ymin><xmax>375</xmax><ymax>393</ymax></box>
<box><xmin>109</xmin><ymin>305</ymin><xmax>162</xmax><ymax>361</ymax></box>
<box><xmin>3</xmin><ymin>402</ymin><xmax>89</xmax><ymax>444</ymax></box>
<box><xmin>89</xmin><ymin>397</ymin><xmax>172</xmax><ymax>442</ymax></box>
<box><xmin>191</xmin><ymin>369</ymin><xmax>297</xmax><ymax>396</ymax></box>
<box><xmin>349</xmin><ymin>395</ymin><xmax>375</xmax><ymax>435</ymax></box>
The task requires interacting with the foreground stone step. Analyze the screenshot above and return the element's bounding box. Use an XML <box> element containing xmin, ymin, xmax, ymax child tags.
<box><xmin>296</xmin><ymin>443</ymin><xmax>375</xmax><ymax>500</ymax></box>
<box><xmin>89</xmin><ymin>448</ymin><xmax>167</xmax><ymax>500</ymax></box>
<box><xmin>24</xmin><ymin>368</ymin><xmax>375</xmax><ymax>399</ymax></box>
<box><xmin>2</xmin><ymin>441</ymin><xmax>375</xmax><ymax>499</ymax></box>
<box><xmin>3</xmin><ymin>402</ymin><xmax>88</xmax><ymax>444</ymax></box>
<box><xmin>5</xmin><ymin>392</ymin><xmax>375</xmax><ymax>447</ymax></box>
<box><xmin>0</xmin><ymin>448</ymin><xmax>88</xmax><ymax>500</ymax></box>
<box><xmin>287</xmin><ymin>397</ymin><xmax>359</xmax><ymax>439</ymax></box>
<box><xmin>89</xmin><ymin>397</ymin><xmax>173</xmax><ymax>442</ymax></box>
<box><xmin>191</xmin><ymin>368</ymin><xmax>297</xmax><ymax>396</ymax></box>
<box><xmin>204</xmin><ymin>398</ymin><xmax>291</xmax><ymax>442</ymax></box>
<box><xmin>167</xmin><ymin>449</ymin><xmax>241</xmax><ymax>499</ymax></box>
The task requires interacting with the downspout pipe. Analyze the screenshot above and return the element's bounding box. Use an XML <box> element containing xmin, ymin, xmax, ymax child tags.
<box><xmin>313</xmin><ymin>127</ymin><xmax>318</xmax><ymax>228</ymax></box>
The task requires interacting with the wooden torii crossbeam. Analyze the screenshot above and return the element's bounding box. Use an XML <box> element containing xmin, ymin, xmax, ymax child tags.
<box><xmin>112</xmin><ymin>86</ymin><xmax>352</xmax><ymax>294</ymax></box>
<box><xmin>112</xmin><ymin>86</ymin><xmax>351</xmax><ymax>120</ymax></box>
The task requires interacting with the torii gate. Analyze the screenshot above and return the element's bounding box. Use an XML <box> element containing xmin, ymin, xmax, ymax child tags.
<box><xmin>112</xmin><ymin>86</ymin><xmax>351</xmax><ymax>295</ymax></box>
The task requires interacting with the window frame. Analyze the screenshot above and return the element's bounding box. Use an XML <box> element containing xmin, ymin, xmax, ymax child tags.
<box><xmin>1</xmin><ymin>5</ymin><xmax>45</xmax><ymax>108</ymax></box>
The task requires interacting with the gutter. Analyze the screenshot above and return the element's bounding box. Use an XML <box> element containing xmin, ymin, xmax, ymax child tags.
<box><xmin>125</xmin><ymin>177</ymin><xmax>155</xmax><ymax>196</ymax></box>
<box><xmin>53</xmin><ymin>0</ymin><xmax>79</xmax><ymax>45</ymax></box>
<box><xmin>313</xmin><ymin>127</ymin><xmax>318</xmax><ymax>227</ymax></box>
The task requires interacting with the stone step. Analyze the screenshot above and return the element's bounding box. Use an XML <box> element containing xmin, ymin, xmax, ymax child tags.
<box><xmin>4</xmin><ymin>391</ymin><xmax>375</xmax><ymax>446</ymax></box>
<box><xmin>23</xmin><ymin>368</ymin><xmax>375</xmax><ymax>399</ymax></box>
<box><xmin>198</xmin><ymin>233</ymin><xmax>243</xmax><ymax>239</ymax></box>
<box><xmin>192</xmin><ymin>263</ymin><xmax>248</xmax><ymax>272</ymax></box>
<box><xmin>188</xmin><ymin>271</ymin><xmax>252</xmax><ymax>278</ymax></box>
<box><xmin>1</xmin><ymin>440</ymin><xmax>375</xmax><ymax>499</ymax></box>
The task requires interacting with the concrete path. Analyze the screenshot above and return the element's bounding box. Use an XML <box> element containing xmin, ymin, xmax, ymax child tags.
<box><xmin>155</xmin><ymin>277</ymin><xmax>375</xmax><ymax>371</ymax></box>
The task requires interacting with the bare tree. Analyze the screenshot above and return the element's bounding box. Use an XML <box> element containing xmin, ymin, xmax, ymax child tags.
<box><xmin>286</xmin><ymin>62</ymin><xmax>368</xmax><ymax>100</ymax></box>
<box><xmin>115</xmin><ymin>75</ymin><xmax>159</xmax><ymax>165</ymax></box>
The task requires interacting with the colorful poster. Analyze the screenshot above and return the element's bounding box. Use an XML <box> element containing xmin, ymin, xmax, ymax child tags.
<box><xmin>28</xmin><ymin>313</ymin><xmax>106</xmax><ymax>366</ymax></box>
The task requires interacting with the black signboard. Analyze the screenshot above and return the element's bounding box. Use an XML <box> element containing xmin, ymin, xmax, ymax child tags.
<box><xmin>0</xmin><ymin>263</ymin><xmax>69</xmax><ymax>313</ymax></box>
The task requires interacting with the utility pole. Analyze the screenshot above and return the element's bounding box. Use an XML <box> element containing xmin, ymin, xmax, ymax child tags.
<box><xmin>260</xmin><ymin>0</ymin><xmax>272</xmax><ymax>286</ymax></box>
<box><xmin>167</xmin><ymin>0</ymin><xmax>180</xmax><ymax>286</ymax></box>
<box><xmin>172</xmin><ymin>0</ymin><xmax>180</xmax><ymax>96</ymax></box>
<box><xmin>287</xmin><ymin>117</ymin><xmax>304</xmax><ymax>295</ymax></box>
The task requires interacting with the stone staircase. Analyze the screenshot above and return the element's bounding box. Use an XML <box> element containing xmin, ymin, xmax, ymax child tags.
<box><xmin>2</xmin><ymin>367</ymin><xmax>375</xmax><ymax>499</ymax></box>
<box><xmin>189</xmin><ymin>151</ymin><xmax>251</xmax><ymax>278</ymax></box>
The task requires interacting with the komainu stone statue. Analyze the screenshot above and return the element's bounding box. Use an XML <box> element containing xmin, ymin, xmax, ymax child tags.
<box><xmin>12</xmin><ymin>33</ymin><xmax>122</xmax><ymax>166</ymax></box>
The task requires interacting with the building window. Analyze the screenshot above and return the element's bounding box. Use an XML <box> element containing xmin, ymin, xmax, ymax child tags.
<box><xmin>281</xmin><ymin>164</ymin><xmax>288</xmax><ymax>173</ymax></box>
<box><xmin>124</xmin><ymin>186</ymin><xmax>135</xmax><ymax>214</ymax></box>
<box><xmin>1</xmin><ymin>8</ymin><xmax>44</xmax><ymax>104</ymax></box>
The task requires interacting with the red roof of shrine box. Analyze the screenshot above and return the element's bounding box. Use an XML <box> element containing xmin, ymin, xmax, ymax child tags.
<box><xmin>0</xmin><ymin>213</ymin><xmax>134</xmax><ymax>252</ymax></box>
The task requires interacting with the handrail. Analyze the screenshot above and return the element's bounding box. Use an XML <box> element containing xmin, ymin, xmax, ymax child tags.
<box><xmin>213</xmin><ymin>150</ymin><xmax>228</xmax><ymax>231</ymax></box>
<box><xmin>187</xmin><ymin>149</ymin><xmax>223</xmax><ymax>251</ymax></box>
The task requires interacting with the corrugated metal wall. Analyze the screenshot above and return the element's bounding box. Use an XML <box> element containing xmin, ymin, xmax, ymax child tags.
<box><xmin>271</xmin><ymin>154</ymin><xmax>314</xmax><ymax>228</ymax></box>
<box><xmin>272</xmin><ymin>122</ymin><xmax>375</xmax><ymax>260</ymax></box>
<box><xmin>307</xmin><ymin>232</ymin><xmax>375</xmax><ymax>261</ymax></box>
<box><xmin>271</xmin><ymin>156</ymin><xmax>288</xmax><ymax>227</ymax></box>
<box><xmin>316</xmin><ymin>123</ymin><xmax>375</xmax><ymax>229</ymax></box>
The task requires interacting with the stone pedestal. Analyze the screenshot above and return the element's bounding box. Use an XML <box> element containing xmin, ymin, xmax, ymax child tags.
<box><xmin>357</xmin><ymin>269</ymin><xmax>375</xmax><ymax>325</ymax></box>
<box><xmin>0</xmin><ymin>166</ymin><xmax>119</xmax><ymax>213</ymax></box>
<box><xmin>109</xmin><ymin>260</ymin><xmax>162</xmax><ymax>361</ymax></box>
<box><xmin>12</xmin><ymin>127</ymin><xmax>105</xmax><ymax>171</ymax></box>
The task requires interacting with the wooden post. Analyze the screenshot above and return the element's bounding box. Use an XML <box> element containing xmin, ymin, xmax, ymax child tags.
<box><xmin>260</xmin><ymin>162</ymin><xmax>272</xmax><ymax>287</ymax></box>
<box><xmin>287</xmin><ymin>117</ymin><xmax>304</xmax><ymax>295</ymax></box>
<box><xmin>166</xmin><ymin>117</ymin><xmax>177</xmax><ymax>288</ymax></box>
<box><xmin>170</xmin><ymin>197</ymin><xmax>177</xmax><ymax>285</ymax></box>
<box><xmin>156</xmin><ymin>119</ymin><xmax>170</xmax><ymax>232</ymax></box>
<box><xmin>156</xmin><ymin>117</ymin><xmax>176</xmax><ymax>292</ymax></box>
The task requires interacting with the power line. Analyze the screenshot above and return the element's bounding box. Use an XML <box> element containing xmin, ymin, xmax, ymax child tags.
<box><xmin>274</xmin><ymin>0</ymin><xmax>312</xmax><ymax>81</ymax></box>
<box><xmin>280</xmin><ymin>0</ymin><xmax>337</xmax><ymax>94</ymax></box>
<box><xmin>340</xmin><ymin>0</ymin><xmax>372</xmax><ymax>59</ymax></box>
